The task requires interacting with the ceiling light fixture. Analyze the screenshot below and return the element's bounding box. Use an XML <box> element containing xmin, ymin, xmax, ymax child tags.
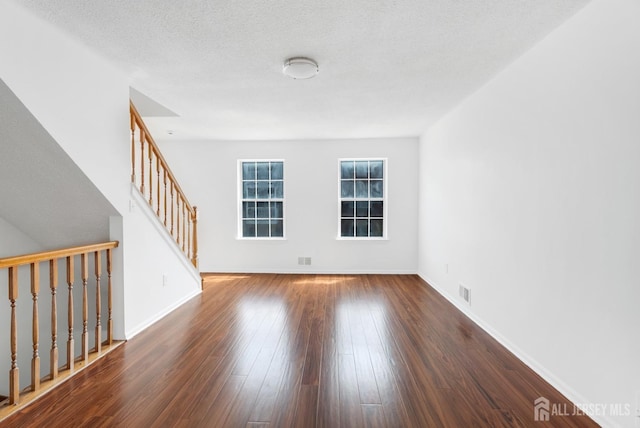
<box><xmin>283</xmin><ymin>57</ymin><xmax>319</xmax><ymax>79</ymax></box>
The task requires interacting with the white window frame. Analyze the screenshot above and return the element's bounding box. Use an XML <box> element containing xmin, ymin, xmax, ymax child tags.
<box><xmin>237</xmin><ymin>159</ymin><xmax>286</xmax><ymax>240</ymax></box>
<box><xmin>337</xmin><ymin>158</ymin><xmax>388</xmax><ymax>240</ymax></box>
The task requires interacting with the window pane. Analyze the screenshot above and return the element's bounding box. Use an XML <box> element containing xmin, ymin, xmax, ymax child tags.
<box><xmin>270</xmin><ymin>201</ymin><xmax>283</xmax><ymax>218</ymax></box>
<box><xmin>271</xmin><ymin>181</ymin><xmax>283</xmax><ymax>199</ymax></box>
<box><xmin>370</xmin><ymin>219</ymin><xmax>383</xmax><ymax>237</ymax></box>
<box><xmin>341</xmin><ymin>180</ymin><xmax>354</xmax><ymax>198</ymax></box>
<box><xmin>271</xmin><ymin>219</ymin><xmax>283</xmax><ymax>237</ymax></box>
<box><xmin>370</xmin><ymin>201</ymin><xmax>383</xmax><ymax>217</ymax></box>
<box><xmin>356</xmin><ymin>201</ymin><xmax>368</xmax><ymax>217</ymax></box>
<box><xmin>254</xmin><ymin>162</ymin><xmax>269</xmax><ymax>180</ymax></box>
<box><xmin>242</xmin><ymin>162</ymin><xmax>256</xmax><ymax>180</ymax></box>
<box><xmin>370</xmin><ymin>180</ymin><xmax>383</xmax><ymax>198</ymax></box>
<box><xmin>242</xmin><ymin>201</ymin><xmax>256</xmax><ymax>219</ymax></box>
<box><xmin>256</xmin><ymin>181</ymin><xmax>270</xmax><ymax>199</ymax></box>
<box><xmin>256</xmin><ymin>162</ymin><xmax>270</xmax><ymax>180</ymax></box>
<box><xmin>243</xmin><ymin>220</ymin><xmax>255</xmax><ymax>237</ymax></box>
<box><xmin>355</xmin><ymin>161</ymin><xmax>369</xmax><ymax>178</ymax></box>
<box><xmin>356</xmin><ymin>180</ymin><xmax>368</xmax><ymax>198</ymax></box>
<box><xmin>270</xmin><ymin>162</ymin><xmax>283</xmax><ymax>180</ymax></box>
<box><xmin>341</xmin><ymin>219</ymin><xmax>354</xmax><ymax>237</ymax></box>
<box><xmin>356</xmin><ymin>219</ymin><xmax>369</xmax><ymax>236</ymax></box>
<box><xmin>341</xmin><ymin>201</ymin><xmax>354</xmax><ymax>217</ymax></box>
<box><xmin>243</xmin><ymin>181</ymin><xmax>256</xmax><ymax>199</ymax></box>
<box><xmin>256</xmin><ymin>201</ymin><xmax>269</xmax><ymax>218</ymax></box>
<box><xmin>339</xmin><ymin>159</ymin><xmax>384</xmax><ymax>239</ymax></box>
<box><xmin>241</xmin><ymin>160</ymin><xmax>285</xmax><ymax>239</ymax></box>
<box><xmin>256</xmin><ymin>220</ymin><xmax>270</xmax><ymax>237</ymax></box>
<box><xmin>370</xmin><ymin>161</ymin><xmax>383</xmax><ymax>178</ymax></box>
<box><xmin>341</xmin><ymin>161</ymin><xmax>354</xmax><ymax>179</ymax></box>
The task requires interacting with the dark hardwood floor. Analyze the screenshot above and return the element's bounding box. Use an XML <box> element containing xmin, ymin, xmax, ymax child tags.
<box><xmin>2</xmin><ymin>274</ymin><xmax>598</xmax><ymax>427</ymax></box>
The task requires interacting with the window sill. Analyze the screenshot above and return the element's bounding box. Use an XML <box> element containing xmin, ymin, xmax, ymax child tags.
<box><xmin>336</xmin><ymin>236</ymin><xmax>388</xmax><ymax>241</ymax></box>
<box><xmin>236</xmin><ymin>237</ymin><xmax>287</xmax><ymax>241</ymax></box>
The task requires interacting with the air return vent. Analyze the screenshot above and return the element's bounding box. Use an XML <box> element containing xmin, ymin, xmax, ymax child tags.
<box><xmin>298</xmin><ymin>257</ymin><xmax>311</xmax><ymax>266</ymax></box>
<box><xmin>459</xmin><ymin>284</ymin><xmax>470</xmax><ymax>304</ymax></box>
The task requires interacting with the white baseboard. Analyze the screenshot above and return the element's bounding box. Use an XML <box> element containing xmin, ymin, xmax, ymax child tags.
<box><xmin>201</xmin><ymin>268</ymin><xmax>417</xmax><ymax>275</ymax></box>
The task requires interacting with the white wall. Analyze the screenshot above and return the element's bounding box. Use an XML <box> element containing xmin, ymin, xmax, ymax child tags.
<box><xmin>0</xmin><ymin>78</ymin><xmax>117</xmax><ymax>250</ymax></box>
<box><xmin>0</xmin><ymin>2</ymin><xmax>130</xmax><ymax>213</ymax></box>
<box><xmin>0</xmin><ymin>216</ymin><xmax>42</xmax><ymax>258</ymax></box>
<box><xmin>0</xmin><ymin>2</ymin><xmax>200</xmax><ymax>343</ymax></box>
<box><xmin>418</xmin><ymin>0</ymin><xmax>640</xmax><ymax>426</ymax></box>
<box><xmin>158</xmin><ymin>138</ymin><xmax>419</xmax><ymax>273</ymax></box>
<box><xmin>122</xmin><ymin>186</ymin><xmax>201</xmax><ymax>338</ymax></box>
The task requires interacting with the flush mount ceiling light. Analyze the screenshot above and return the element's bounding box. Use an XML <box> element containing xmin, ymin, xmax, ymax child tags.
<box><xmin>283</xmin><ymin>57</ymin><xmax>319</xmax><ymax>79</ymax></box>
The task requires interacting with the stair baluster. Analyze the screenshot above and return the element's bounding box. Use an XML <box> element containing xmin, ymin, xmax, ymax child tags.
<box><xmin>94</xmin><ymin>251</ymin><xmax>102</xmax><ymax>354</ymax></box>
<box><xmin>49</xmin><ymin>260</ymin><xmax>58</xmax><ymax>380</ymax></box>
<box><xmin>30</xmin><ymin>263</ymin><xmax>40</xmax><ymax>391</ymax></box>
<box><xmin>66</xmin><ymin>256</ymin><xmax>74</xmax><ymax>372</ymax></box>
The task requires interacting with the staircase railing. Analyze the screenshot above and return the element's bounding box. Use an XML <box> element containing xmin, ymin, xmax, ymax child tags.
<box><xmin>130</xmin><ymin>102</ymin><xmax>198</xmax><ymax>268</ymax></box>
<box><xmin>0</xmin><ymin>241</ymin><xmax>119</xmax><ymax>415</ymax></box>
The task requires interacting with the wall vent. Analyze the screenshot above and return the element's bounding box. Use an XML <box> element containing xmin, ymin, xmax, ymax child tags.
<box><xmin>459</xmin><ymin>284</ymin><xmax>470</xmax><ymax>304</ymax></box>
<box><xmin>298</xmin><ymin>257</ymin><xmax>312</xmax><ymax>266</ymax></box>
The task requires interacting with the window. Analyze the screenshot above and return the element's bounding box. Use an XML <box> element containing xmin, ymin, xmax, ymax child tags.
<box><xmin>339</xmin><ymin>159</ymin><xmax>385</xmax><ymax>238</ymax></box>
<box><xmin>239</xmin><ymin>160</ymin><xmax>284</xmax><ymax>238</ymax></box>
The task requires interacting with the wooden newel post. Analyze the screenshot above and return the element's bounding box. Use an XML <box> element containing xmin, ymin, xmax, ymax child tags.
<box><xmin>106</xmin><ymin>249</ymin><xmax>113</xmax><ymax>345</ymax></box>
<box><xmin>192</xmin><ymin>206</ymin><xmax>199</xmax><ymax>269</ymax></box>
<box><xmin>9</xmin><ymin>267</ymin><xmax>19</xmax><ymax>405</ymax></box>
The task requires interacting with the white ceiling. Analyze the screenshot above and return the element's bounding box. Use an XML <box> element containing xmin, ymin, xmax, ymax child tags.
<box><xmin>15</xmin><ymin>0</ymin><xmax>589</xmax><ymax>141</ymax></box>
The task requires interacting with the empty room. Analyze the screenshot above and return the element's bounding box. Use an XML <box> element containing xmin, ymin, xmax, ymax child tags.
<box><xmin>0</xmin><ymin>0</ymin><xmax>638</xmax><ymax>427</ymax></box>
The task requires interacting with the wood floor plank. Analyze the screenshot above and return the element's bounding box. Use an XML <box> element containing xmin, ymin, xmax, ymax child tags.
<box><xmin>1</xmin><ymin>273</ymin><xmax>600</xmax><ymax>428</ymax></box>
<box><xmin>293</xmin><ymin>385</ymin><xmax>319</xmax><ymax>428</ymax></box>
<box><xmin>338</xmin><ymin>352</ymin><xmax>365</xmax><ymax>427</ymax></box>
<box><xmin>301</xmin><ymin>277</ymin><xmax>326</xmax><ymax>386</ymax></box>
<box><xmin>267</xmin><ymin>275</ymin><xmax>316</xmax><ymax>428</ymax></box>
<box><xmin>246</xmin><ymin>335</ymin><xmax>290</xmax><ymax>423</ymax></box>
<box><xmin>367</xmin><ymin>343</ymin><xmax>411</xmax><ymax>427</ymax></box>
<box><xmin>199</xmin><ymin>374</ymin><xmax>246</xmax><ymax>426</ymax></box>
<box><xmin>361</xmin><ymin>404</ymin><xmax>386</xmax><ymax>428</ymax></box>
<box><xmin>346</xmin><ymin>284</ymin><xmax>382</xmax><ymax>406</ymax></box>
<box><xmin>317</xmin><ymin>277</ymin><xmax>341</xmax><ymax>428</ymax></box>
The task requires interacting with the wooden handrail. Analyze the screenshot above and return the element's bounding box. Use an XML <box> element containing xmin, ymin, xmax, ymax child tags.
<box><xmin>130</xmin><ymin>102</ymin><xmax>194</xmax><ymax>213</ymax></box>
<box><xmin>0</xmin><ymin>241</ymin><xmax>119</xmax><ymax>269</ymax></box>
<box><xmin>1</xmin><ymin>240</ymin><xmax>120</xmax><ymax>411</ymax></box>
<box><xmin>130</xmin><ymin>101</ymin><xmax>198</xmax><ymax>268</ymax></box>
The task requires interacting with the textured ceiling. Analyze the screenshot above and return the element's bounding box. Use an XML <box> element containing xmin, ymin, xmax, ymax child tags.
<box><xmin>14</xmin><ymin>0</ymin><xmax>589</xmax><ymax>141</ymax></box>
